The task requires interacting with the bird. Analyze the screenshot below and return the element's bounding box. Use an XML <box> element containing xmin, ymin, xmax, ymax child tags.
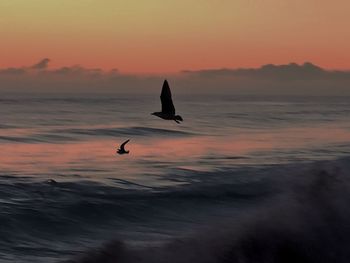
<box><xmin>117</xmin><ymin>139</ymin><xmax>130</xmax><ymax>154</ymax></box>
<box><xmin>152</xmin><ymin>79</ymin><xmax>183</xmax><ymax>124</ymax></box>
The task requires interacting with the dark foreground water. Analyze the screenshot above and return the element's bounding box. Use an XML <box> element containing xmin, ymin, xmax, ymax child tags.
<box><xmin>1</xmin><ymin>94</ymin><xmax>350</xmax><ymax>262</ymax></box>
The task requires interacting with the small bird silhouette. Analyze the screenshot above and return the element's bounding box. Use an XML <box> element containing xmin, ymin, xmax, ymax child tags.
<box><xmin>152</xmin><ymin>80</ymin><xmax>183</xmax><ymax>124</ymax></box>
<box><xmin>117</xmin><ymin>139</ymin><xmax>130</xmax><ymax>154</ymax></box>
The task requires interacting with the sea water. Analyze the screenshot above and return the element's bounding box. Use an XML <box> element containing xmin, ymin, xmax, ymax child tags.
<box><xmin>1</xmin><ymin>93</ymin><xmax>350</xmax><ymax>262</ymax></box>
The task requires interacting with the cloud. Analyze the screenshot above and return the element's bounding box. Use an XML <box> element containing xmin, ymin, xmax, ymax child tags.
<box><xmin>0</xmin><ymin>67</ymin><xmax>26</xmax><ymax>75</ymax></box>
<box><xmin>183</xmin><ymin>62</ymin><xmax>326</xmax><ymax>79</ymax></box>
<box><xmin>51</xmin><ymin>66</ymin><xmax>104</xmax><ymax>76</ymax></box>
<box><xmin>179</xmin><ymin>62</ymin><xmax>350</xmax><ymax>95</ymax></box>
<box><xmin>0</xmin><ymin>58</ymin><xmax>51</xmax><ymax>75</ymax></box>
<box><xmin>0</xmin><ymin>59</ymin><xmax>350</xmax><ymax>95</ymax></box>
<box><xmin>31</xmin><ymin>58</ymin><xmax>51</xmax><ymax>70</ymax></box>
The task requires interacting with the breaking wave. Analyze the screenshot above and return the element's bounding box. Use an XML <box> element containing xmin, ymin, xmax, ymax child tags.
<box><xmin>63</xmin><ymin>157</ymin><xmax>350</xmax><ymax>263</ymax></box>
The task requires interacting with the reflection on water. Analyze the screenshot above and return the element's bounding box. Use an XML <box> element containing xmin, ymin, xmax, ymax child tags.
<box><xmin>1</xmin><ymin>95</ymin><xmax>350</xmax><ymax>188</ymax></box>
<box><xmin>1</xmin><ymin>125</ymin><xmax>350</xmax><ymax>187</ymax></box>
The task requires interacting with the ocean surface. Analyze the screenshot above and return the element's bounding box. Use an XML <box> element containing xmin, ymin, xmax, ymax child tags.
<box><xmin>1</xmin><ymin>93</ymin><xmax>350</xmax><ymax>262</ymax></box>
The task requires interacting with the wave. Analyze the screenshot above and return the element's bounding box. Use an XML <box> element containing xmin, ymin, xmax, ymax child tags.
<box><xmin>0</xmin><ymin>124</ymin><xmax>16</xmax><ymax>129</ymax></box>
<box><xmin>0</xmin><ymin>133</ymin><xmax>73</xmax><ymax>143</ymax></box>
<box><xmin>63</xmin><ymin>156</ymin><xmax>350</xmax><ymax>263</ymax></box>
<box><xmin>0</xmin><ymin>126</ymin><xmax>194</xmax><ymax>143</ymax></box>
<box><xmin>54</xmin><ymin>126</ymin><xmax>195</xmax><ymax>137</ymax></box>
<box><xmin>1</xmin><ymin>157</ymin><xmax>350</xmax><ymax>262</ymax></box>
<box><xmin>0</xmin><ymin>171</ymin><xmax>269</xmax><ymax>231</ymax></box>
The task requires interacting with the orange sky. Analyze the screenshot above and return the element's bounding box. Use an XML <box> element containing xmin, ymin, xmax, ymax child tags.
<box><xmin>0</xmin><ymin>0</ymin><xmax>349</xmax><ymax>73</ymax></box>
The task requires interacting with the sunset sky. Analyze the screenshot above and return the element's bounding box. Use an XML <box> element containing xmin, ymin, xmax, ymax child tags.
<box><xmin>1</xmin><ymin>0</ymin><xmax>349</xmax><ymax>73</ymax></box>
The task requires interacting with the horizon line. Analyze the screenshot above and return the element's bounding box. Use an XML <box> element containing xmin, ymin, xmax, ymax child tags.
<box><xmin>1</xmin><ymin>59</ymin><xmax>350</xmax><ymax>76</ymax></box>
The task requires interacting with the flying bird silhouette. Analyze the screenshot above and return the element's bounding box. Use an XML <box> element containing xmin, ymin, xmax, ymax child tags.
<box><xmin>152</xmin><ymin>80</ymin><xmax>183</xmax><ymax>124</ymax></box>
<box><xmin>117</xmin><ymin>139</ymin><xmax>130</xmax><ymax>155</ymax></box>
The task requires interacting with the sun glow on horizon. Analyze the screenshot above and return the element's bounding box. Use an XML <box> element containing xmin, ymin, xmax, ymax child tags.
<box><xmin>1</xmin><ymin>0</ymin><xmax>350</xmax><ymax>73</ymax></box>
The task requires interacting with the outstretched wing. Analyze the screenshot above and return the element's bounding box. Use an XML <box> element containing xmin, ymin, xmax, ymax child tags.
<box><xmin>120</xmin><ymin>139</ymin><xmax>130</xmax><ymax>151</ymax></box>
<box><xmin>160</xmin><ymin>80</ymin><xmax>175</xmax><ymax>115</ymax></box>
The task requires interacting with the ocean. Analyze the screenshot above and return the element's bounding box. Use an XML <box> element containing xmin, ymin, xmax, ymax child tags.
<box><xmin>1</xmin><ymin>93</ymin><xmax>350</xmax><ymax>262</ymax></box>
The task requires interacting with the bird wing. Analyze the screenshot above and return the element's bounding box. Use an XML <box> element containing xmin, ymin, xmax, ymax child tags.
<box><xmin>160</xmin><ymin>80</ymin><xmax>176</xmax><ymax>115</ymax></box>
<box><xmin>120</xmin><ymin>139</ymin><xmax>130</xmax><ymax>151</ymax></box>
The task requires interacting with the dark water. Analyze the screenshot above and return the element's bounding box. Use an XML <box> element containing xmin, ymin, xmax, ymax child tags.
<box><xmin>1</xmin><ymin>94</ymin><xmax>350</xmax><ymax>262</ymax></box>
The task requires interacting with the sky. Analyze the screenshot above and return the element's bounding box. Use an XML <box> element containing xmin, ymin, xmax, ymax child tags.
<box><xmin>1</xmin><ymin>0</ymin><xmax>350</xmax><ymax>74</ymax></box>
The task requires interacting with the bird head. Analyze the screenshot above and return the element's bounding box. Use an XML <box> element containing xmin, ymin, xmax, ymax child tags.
<box><xmin>175</xmin><ymin>115</ymin><xmax>183</xmax><ymax>121</ymax></box>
